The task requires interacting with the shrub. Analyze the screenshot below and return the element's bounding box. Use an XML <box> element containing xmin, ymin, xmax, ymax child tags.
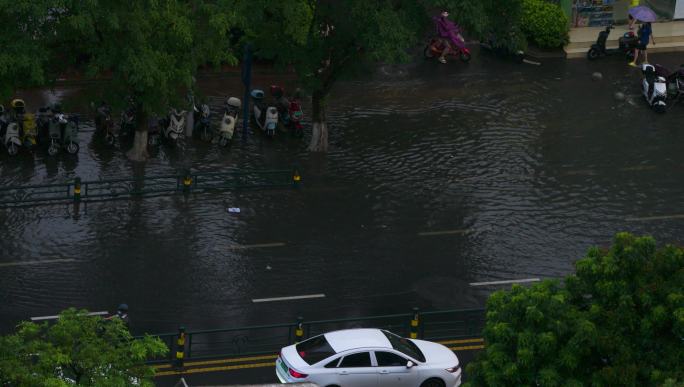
<box><xmin>521</xmin><ymin>0</ymin><xmax>569</xmax><ymax>48</ymax></box>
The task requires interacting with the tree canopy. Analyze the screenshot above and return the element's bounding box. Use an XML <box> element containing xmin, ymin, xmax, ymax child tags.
<box><xmin>235</xmin><ymin>0</ymin><xmax>427</xmax><ymax>151</ymax></box>
<box><xmin>465</xmin><ymin>233</ymin><xmax>684</xmax><ymax>386</ymax></box>
<box><xmin>0</xmin><ymin>308</ymin><xmax>167</xmax><ymax>386</ymax></box>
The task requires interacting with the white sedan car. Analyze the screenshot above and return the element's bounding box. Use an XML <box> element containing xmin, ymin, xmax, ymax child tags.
<box><xmin>276</xmin><ymin>328</ymin><xmax>461</xmax><ymax>387</ymax></box>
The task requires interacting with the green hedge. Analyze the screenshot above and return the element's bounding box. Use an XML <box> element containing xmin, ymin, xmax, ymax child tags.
<box><xmin>521</xmin><ymin>0</ymin><xmax>569</xmax><ymax>48</ymax></box>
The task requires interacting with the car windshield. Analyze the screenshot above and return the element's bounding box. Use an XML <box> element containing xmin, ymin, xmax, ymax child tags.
<box><xmin>295</xmin><ymin>335</ymin><xmax>337</xmax><ymax>365</ymax></box>
<box><xmin>381</xmin><ymin>331</ymin><xmax>426</xmax><ymax>362</ymax></box>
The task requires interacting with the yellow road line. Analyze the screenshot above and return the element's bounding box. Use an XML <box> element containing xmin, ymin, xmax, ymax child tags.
<box><xmin>437</xmin><ymin>338</ymin><xmax>484</xmax><ymax>345</ymax></box>
<box><xmin>156</xmin><ymin>362</ymin><xmax>275</xmax><ymax>377</ymax></box>
<box><xmin>448</xmin><ymin>344</ymin><xmax>485</xmax><ymax>351</ymax></box>
<box><xmin>154</xmin><ymin>342</ymin><xmax>486</xmax><ymax>377</ymax></box>
<box><xmin>155</xmin><ymin>354</ymin><xmax>278</xmax><ymax>370</ymax></box>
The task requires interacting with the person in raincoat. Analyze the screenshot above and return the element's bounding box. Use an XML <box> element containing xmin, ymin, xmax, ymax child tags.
<box><xmin>432</xmin><ymin>10</ymin><xmax>465</xmax><ymax>64</ymax></box>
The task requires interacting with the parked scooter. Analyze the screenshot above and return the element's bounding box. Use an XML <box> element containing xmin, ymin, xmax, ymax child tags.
<box><xmin>642</xmin><ymin>64</ymin><xmax>668</xmax><ymax>113</ymax></box>
<box><xmin>250</xmin><ymin>89</ymin><xmax>278</xmax><ymax>137</ymax></box>
<box><xmin>149</xmin><ymin>108</ymin><xmax>186</xmax><ymax>146</ymax></box>
<box><xmin>270</xmin><ymin>86</ymin><xmax>304</xmax><ymax>137</ymax></box>
<box><xmin>194</xmin><ymin>103</ymin><xmax>212</xmax><ymax>142</ymax></box>
<box><xmin>0</xmin><ymin>106</ymin><xmax>21</xmax><ymax>156</ymax></box>
<box><xmin>119</xmin><ymin>106</ymin><xmax>136</xmax><ymax>141</ymax></box>
<box><xmin>587</xmin><ymin>25</ymin><xmax>638</xmax><ymax>61</ymax></box>
<box><xmin>47</xmin><ymin>114</ymin><xmax>80</xmax><ymax>155</ymax></box>
<box><xmin>21</xmin><ymin>113</ymin><xmax>37</xmax><ymax>150</ymax></box>
<box><xmin>95</xmin><ymin>102</ymin><xmax>117</xmax><ymax>146</ymax></box>
<box><xmin>654</xmin><ymin>64</ymin><xmax>684</xmax><ymax>98</ymax></box>
<box><xmin>216</xmin><ymin>97</ymin><xmax>241</xmax><ymax>147</ymax></box>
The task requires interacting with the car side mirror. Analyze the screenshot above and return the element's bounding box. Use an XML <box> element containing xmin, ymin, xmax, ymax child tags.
<box><xmin>406</xmin><ymin>360</ymin><xmax>415</xmax><ymax>369</ymax></box>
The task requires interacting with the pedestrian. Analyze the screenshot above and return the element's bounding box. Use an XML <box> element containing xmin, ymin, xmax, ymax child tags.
<box><xmin>628</xmin><ymin>14</ymin><xmax>636</xmax><ymax>32</ymax></box>
<box><xmin>105</xmin><ymin>303</ymin><xmax>130</xmax><ymax>329</ymax></box>
<box><xmin>433</xmin><ymin>10</ymin><xmax>466</xmax><ymax>64</ymax></box>
<box><xmin>629</xmin><ymin>21</ymin><xmax>655</xmax><ymax>67</ymax></box>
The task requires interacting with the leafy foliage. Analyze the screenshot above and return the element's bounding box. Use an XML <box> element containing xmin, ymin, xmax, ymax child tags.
<box><xmin>521</xmin><ymin>0</ymin><xmax>569</xmax><ymax>48</ymax></box>
<box><xmin>429</xmin><ymin>0</ymin><xmax>527</xmax><ymax>52</ymax></box>
<box><xmin>465</xmin><ymin>233</ymin><xmax>684</xmax><ymax>386</ymax></box>
<box><xmin>0</xmin><ymin>308</ymin><xmax>167</xmax><ymax>386</ymax></box>
<box><xmin>0</xmin><ymin>0</ymin><xmax>55</xmax><ymax>99</ymax></box>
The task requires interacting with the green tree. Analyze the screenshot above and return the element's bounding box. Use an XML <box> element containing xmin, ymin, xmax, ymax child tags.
<box><xmin>0</xmin><ymin>308</ymin><xmax>167</xmax><ymax>386</ymax></box>
<box><xmin>466</xmin><ymin>233</ymin><xmax>684</xmax><ymax>386</ymax></box>
<box><xmin>0</xmin><ymin>1</ymin><xmax>55</xmax><ymax>98</ymax></box>
<box><xmin>2</xmin><ymin>0</ymin><xmax>240</xmax><ymax>161</ymax></box>
<box><xmin>235</xmin><ymin>0</ymin><xmax>425</xmax><ymax>152</ymax></box>
<box><xmin>55</xmin><ymin>0</ymin><xmax>240</xmax><ymax>161</ymax></box>
<box><xmin>431</xmin><ymin>0</ymin><xmax>527</xmax><ymax>52</ymax></box>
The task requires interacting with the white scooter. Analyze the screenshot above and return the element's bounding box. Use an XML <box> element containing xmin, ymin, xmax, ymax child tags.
<box><xmin>216</xmin><ymin>97</ymin><xmax>241</xmax><ymax>147</ymax></box>
<box><xmin>642</xmin><ymin>64</ymin><xmax>667</xmax><ymax>113</ymax></box>
<box><xmin>150</xmin><ymin>108</ymin><xmax>187</xmax><ymax>146</ymax></box>
<box><xmin>1</xmin><ymin>116</ymin><xmax>21</xmax><ymax>156</ymax></box>
<box><xmin>250</xmin><ymin>89</ymin><xmax>278</xmax><ymax>137</ymax></box>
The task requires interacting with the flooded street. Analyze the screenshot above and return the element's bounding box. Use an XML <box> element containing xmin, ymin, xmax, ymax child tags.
<box><xmin>2</xmin><ymin>48</ymin><xmax>684</xmax><ymax>334</ymax></box>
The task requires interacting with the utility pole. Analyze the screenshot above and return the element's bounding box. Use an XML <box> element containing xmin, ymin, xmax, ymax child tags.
<box><xmin>241</xmin><ymin>43</ymin><xmax>253</xmax><ymax>141</ymax></box>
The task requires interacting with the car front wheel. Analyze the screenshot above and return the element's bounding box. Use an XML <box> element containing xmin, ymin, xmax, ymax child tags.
<box><xmin>420</xmin><ymin>378</ymin><xmax>446</xmax><ymax>387</ymax></box>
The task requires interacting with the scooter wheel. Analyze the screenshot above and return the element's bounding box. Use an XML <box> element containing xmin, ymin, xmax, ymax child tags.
<box><xmin>219</xmin><ymin>137</ymin><xmax>230</xmax><ymax>147</ymax></box>
<box><xmin>7</xmin><ymin>144</ymin><xmax>18</xmax><ymax>156</ymax></box>
<box><xmin>147</xmin><ymin>136</ymin><xmax>158</xmax><ymax>146</ymax></box>
<box><xmin>48</xmin><ymin>145</ymin><xmax>59</xmax><ymax>156</ymax></box>
<box><xmin>587</xmin><ymin>48</ymin><xmax>600</xmax><ymax>60</ymax></box>
<box><xmin>66</xmin><ymin>142</ymin><xmax>79</xmax><ymax>154</ymax></box>
<box><xmin>423</xmin><ymin>45</ymin><xmax>435</xmax><ymax>59</ymax></box>
<box><xmin>460</xmin><ymin>52</ymin><xmax>472</xmax><ymax>63</ymax></box>
<box><xmin>105</xmin><ymin>134</ymin><xmax>115</xmax><ymax>146</ymax></box>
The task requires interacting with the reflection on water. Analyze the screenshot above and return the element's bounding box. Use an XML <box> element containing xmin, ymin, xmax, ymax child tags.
<box><xmin>2</xmin><ymin>50</ymin><xmax>684</xmax><ymax>333</ymax></box>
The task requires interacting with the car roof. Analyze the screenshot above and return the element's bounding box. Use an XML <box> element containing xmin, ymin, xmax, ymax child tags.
<box><xmin>323</xmin><ymin>328</ymin><xmax>392</xmax><ymax>353</ymax></box>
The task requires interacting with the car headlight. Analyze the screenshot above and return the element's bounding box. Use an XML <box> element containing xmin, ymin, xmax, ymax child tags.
<box><xmin>446</xmin><ymin>365</ymin><xmax>461</xmax><ymax>373</ymax></box>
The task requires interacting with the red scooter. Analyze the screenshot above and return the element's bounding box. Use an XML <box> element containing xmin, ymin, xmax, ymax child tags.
<box><xmin>424</xmin><ymin>37</ymin><xmax>471</xmax><ymax>63</ymax></box>
<box><xmin>270</xmin><ymin>85</ymin><xmax>304</xmax><ymax>137</ymax></box>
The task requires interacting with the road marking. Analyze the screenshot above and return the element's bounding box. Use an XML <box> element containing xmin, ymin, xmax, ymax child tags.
<box><xmin>448</xmin><ymin>344</ymin><xmax>485</xmax><ymax>351</ymax></box>
<box><xmin>31</xmin><ymin>311</ymin><xmax>109</xmax><ymax>322</ymax></box>
<box><xmin>228</xmin><ymin>242</ymin><xmax>286</xmax><ymax>250</ymax></box>
<box><xmin>417</xmin><ymin>229</ymin><xmax>470</xmax><ymax>236</ymax></box>
<box><xmin>437</xmin><ymin>338</ymin><xmax>484</xmax><ymax>345</ymax></box>
<box><xmin>619</xmin><ymin>165</ymin><xmax>657</xmax><ymax>172</ymax></box>
<box><xmin>0</xmin><ymin>258</ymin><xmax>77</xmax><ymax>268</ymax></box>
<box><xmin>470</xmin><ymin>278</ymin><xmax>540</xmax><ymax>286</ymax></box>
<box><xmin>252</xmin><ymin>293</ymin><xmax>326</xmax><ymax>303</ymax></box>
<box><xmin>626</xmin><ymin>214</ymin><xmax>684</xmax><ymax>222</ymax></box>
<box><xmin>155</xmin><ymin>361</ymin><xmax>276</xmax><ymax>377</ymax></box>
<box><xmin>154</xmin><ymin>344</ymin><xmax>486</xmax><ymax>377</ymax></box>
<box><xmin>155</xmin><ymin>354</ymin><xmax>278</xmax><ymax>370</ymax></box>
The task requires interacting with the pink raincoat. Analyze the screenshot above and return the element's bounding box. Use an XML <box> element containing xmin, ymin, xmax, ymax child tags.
<box><xmin>433</xmin><ymin>16</ymin><xmax>465</xmax><ymax>50</ymax></box>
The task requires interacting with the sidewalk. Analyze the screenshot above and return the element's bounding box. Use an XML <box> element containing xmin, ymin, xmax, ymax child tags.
<box><xmin>565</xmin><ymin>20</ymin><xmax>684</xmax><ymax>58</ymax></box>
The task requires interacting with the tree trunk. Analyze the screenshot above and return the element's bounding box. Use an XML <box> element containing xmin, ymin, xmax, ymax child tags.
<box><xmin>126</xmin><ymin>108</ymin><xmax>149</xmax><ymax>162</ymax></box>
<box><xmin>308</xmin><ymin>90</ymin><xmax>329</xmax><ymax>152</ymax></box>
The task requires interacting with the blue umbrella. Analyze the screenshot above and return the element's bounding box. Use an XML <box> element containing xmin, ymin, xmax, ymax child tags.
<box><xmin>629</xmin><ymin>5</ymin><xmax>657</xmax><ymax>22</ymax></box>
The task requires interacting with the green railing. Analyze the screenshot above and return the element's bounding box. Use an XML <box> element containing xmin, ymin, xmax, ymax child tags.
<box><xmin>0</xmin><ymin>168</ymin><xmax>301</xmax><ymax>207</ymax></box>
<box><xmin>144</xmin><ymin>307</ymin><xmax>485</xmax><ymax>365</ymax></box>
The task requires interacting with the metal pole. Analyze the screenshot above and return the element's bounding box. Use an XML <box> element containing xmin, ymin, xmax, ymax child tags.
<box><xmin>241</xmin><ymin>43</ymin><xmax>253</xmax><ymax>141</ymax></box>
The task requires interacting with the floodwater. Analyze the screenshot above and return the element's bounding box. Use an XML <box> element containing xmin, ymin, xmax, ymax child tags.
<box><xmin>2</xmin><ymin>48</ymin><xmax>684</xmax><ymax>334</ymax></box>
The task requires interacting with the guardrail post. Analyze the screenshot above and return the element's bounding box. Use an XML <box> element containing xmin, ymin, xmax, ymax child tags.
<box><xmin>182</xmin><ymin>170</ymin><xmax>193</xmax><ymax>193</ymax></box>
<box><xmin>410</xmin><ymin>307</ymin><xmax>420</xmax><ymax>339</ymax></box>
<box><xmin>295</xmin><ymin>317</ymin><xmax>304</xmax><ymax>343</ymax></box>
<box><xmin>174</xmin><ymin>326</ymin><xmax>186</xmax><ymax>369</ymax></box>
<box><xmin>73</xmin><ymin>177</ymin><xmax>82</xmax><ymax>202</ymax></box>
<box><xmin>292</xmin><ymin>168</ymin><xmax>301</xmax><ymax>188</ymax></box>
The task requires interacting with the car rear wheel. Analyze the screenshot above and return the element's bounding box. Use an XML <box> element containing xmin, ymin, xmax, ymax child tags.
<box><xmin>421</xmin><ymin>378</ymin><xmax>446</xmax><ymax>387</ymax></box>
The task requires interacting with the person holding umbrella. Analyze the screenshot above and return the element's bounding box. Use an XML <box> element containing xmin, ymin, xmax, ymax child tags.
<box><xmin>628</xmin><ymin>5</ymin><xmax>657</xmax><ymax>67</ymax></box>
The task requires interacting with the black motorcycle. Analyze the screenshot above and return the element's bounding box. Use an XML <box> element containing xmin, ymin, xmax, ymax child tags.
<box><xmin>587</xmin><ymin>25</ymin><xmax>638</xmax><ymax>61</ymax></box>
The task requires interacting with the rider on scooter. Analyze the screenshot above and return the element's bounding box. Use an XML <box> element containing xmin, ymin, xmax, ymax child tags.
<box><xmin>433</xmin><ymin>10</ymin><xmax>466</xmax><ymax>64</ymax></box>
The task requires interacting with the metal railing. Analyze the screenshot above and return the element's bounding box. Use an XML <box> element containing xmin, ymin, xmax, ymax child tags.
<box><xmin>0</xmin><ymin>168</ymin><xmax>301</xmax><ymax>207</ymax></box>
<box><xmin>144</xmin><ymin>307</ymin><xmax>485</xmax><ymax>365</ymax></box>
